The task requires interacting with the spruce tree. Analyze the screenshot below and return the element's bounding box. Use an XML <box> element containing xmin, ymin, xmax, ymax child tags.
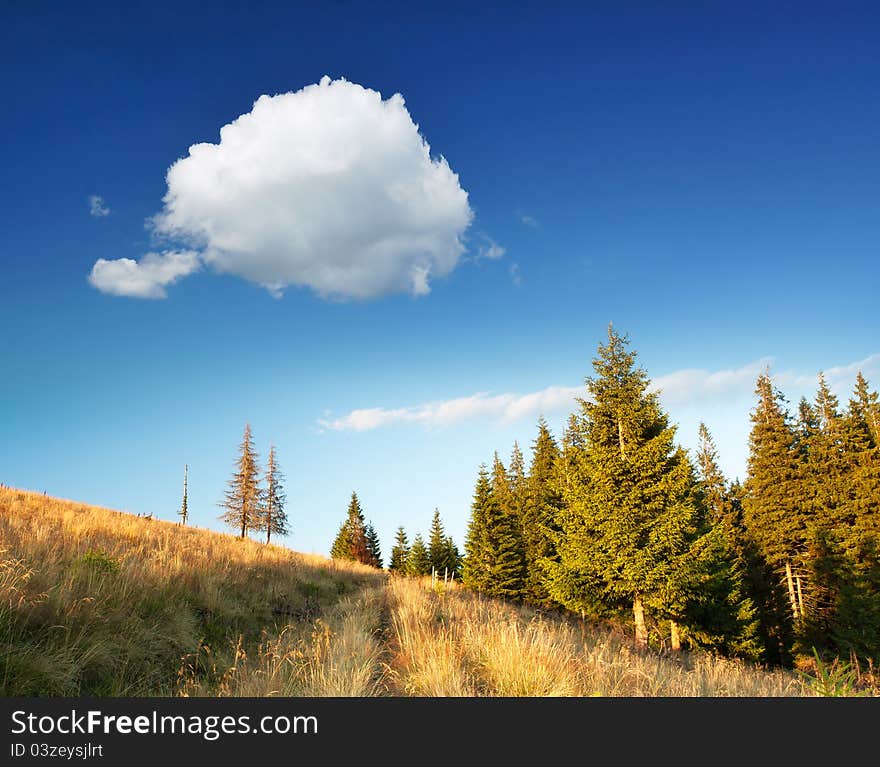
<box><xmin>808</xmin><ymin>374</ymin><xmax>848</xmax><ymax>529</ymax></box>
<box><xmin>407</xmin><ymin>534</ymin><xmax>431</xmax><ymax>576</ymax></box>
<box><xmin>219</xmin><ymin>423</ymin><xmax>262</xmax><ymax>539</ymax></box>
<box><xmin>548</xmin><ymin>325</ymin><xmax>711</xmax><ymax>650</ymax></box>
<box><xmin>330</xmin><ymin>492</ymin><xmax>370</xmax><ymax>564</ymax></box>
<box><xmin>463</xmin><ymin>465</ymin><xmax>492</xmax><ymax>591</ymax></box>
<box><xmin>522</xmin><ymin>417</ymin><xmax>562</xmax><ymax>605</ymax></box>
<box><xmin>480</xmin><ymin>454</ymin><xmax>528</xmax><ymax>600</ymax></box>
<box><xmin>365</xmin><ymin>522</ymin><xmax>383</xmax><ymax>569</ymax></box>
<box><xmin>696</xmin><ymin>424</ymin><xmax>729</xmax><ymax>526</ymax></box>
<box><xmin>388</xmin><ymin>527</ymin><xmax>410</xmax><ymax>573</ymax></box>
<box><xmin>443</xmin><ymin>536</ymin><xmax>463</xmax><ymax>579</ymax></box>
<box><xmin>508</xmin><ymin>442</ymin><xmax>527</xmax><ymax>513</ymax></box>
<box><xmin>428</xmin><ymin>508</ymin><xmax>458</xmax><ymax>576</ymax></box>
<box><xmin>851</xmin><ymin>371</ymin><xmax>880</xmax><ymax>447</ymax></box>
<box><xmin>742</xmin><ymin>375</ymin><xmax>806</xmax><ymax>572</ymax></box>
<box><xmin>261</xmin><ymin>445</ymin><xmax>289</xmax><ymax>544</ymax></box>
<box><xmin>688</xmin><ymin>424</ymin><xmax>762</xmax><ymax>658</ymax></box>
<box><xmin>844</xmin><ymin>374</ymin><xmax>880</xmax><ymax>550</ymax></box>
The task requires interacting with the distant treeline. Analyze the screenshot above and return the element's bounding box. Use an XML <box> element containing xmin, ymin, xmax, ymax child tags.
<box><xmin>330</xmin><ymin>494</ymin><xmax>463</xmax><ymax>579</ymax></box>
<box><xmin>460</xmin><ymin>326</ymin><xmax>880</xmax><ymax>667</ymax></box>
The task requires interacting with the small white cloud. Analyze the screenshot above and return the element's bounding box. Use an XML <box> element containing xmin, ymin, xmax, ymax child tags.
<box><xmin>647</xmin><ymin>358</ymin><xmax>774</xmax><ymax>407</ymax></box>
<box><xmin>519</xmin><ymin>213</ymin><xmax>538</xmax><ymax>227</ymax></box>
<box><xmin>788</xmin><ymin>353</ymin><xmax>880</xmax><ymax>391</ymax></box>
<box><xmin>474</xmin><ymin>234</ymin><xmax>506</xmax><ymax>261</ymax></box>
<box><xmin>88</xmin><ymin>250</ymin><xmax>201</xmax><ymax>299</ymax></box>
<box><xmin>318</xmin><ymin>386</ymin><xmax>582</xmax><ymax>432</ymax></box>
<box><xmin>509</xmin><ymin>262</ymin><xmax>522</xmax><ymax>287</ymax></box>
<box><xmin>89</xmin><ymin>195</ymin><xmax>110</xmax><ymax>217</ymax></box>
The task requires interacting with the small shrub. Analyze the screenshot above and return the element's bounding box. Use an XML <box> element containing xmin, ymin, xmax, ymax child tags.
<box><xmin>79</xmin><ymin>549</ymin><xmax>119</xmax><ymax>574</ymax></box>
<box><xmin>798</xmin><ymin>649</ymin><xmax>870</xmax><ymax>697</ymax></box>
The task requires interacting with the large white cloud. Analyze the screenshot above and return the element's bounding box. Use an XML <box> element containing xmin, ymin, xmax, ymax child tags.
<box><xmin>89</xmin><ymin>76</ymin><xmax>474</xmax><ymax>301</ymax></box>
<box><xmin>88</xmin><ymin>251</ymin><xmax>200</xmax><ymax>299</ymax></box>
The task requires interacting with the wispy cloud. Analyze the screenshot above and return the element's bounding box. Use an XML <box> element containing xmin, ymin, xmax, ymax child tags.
<box><xmin>647</xmin><ymin>358</ymin><xmax>773</xmax><ymax>407</ymax></box>
<box><xmin>474</xmin><ymin>233</ymin><xmax>506</xmax><ymax>261</ymax></box>
<box><xmin>317</xmin><ymin>355</ymin><xmax>880</xmax><ymax>434</ymax></box>
<box><xmin>89</xmin><ymin>194</ymin><xmax>110</xmax><ymax>217</ymax></box>
<box><xmin>318</xmin><ymin>386</ymin><xmax>583</xmax><ymax>432</ymax></box>
<box><xmin>787</xmin><ymin>353</ymin><xmax>880</xmax><ymax>390</ymax></box>
<box><xmin>509</xmin><ymin>262</ymin><xmax>522</xmax><ymax>287</ymax></box>
<box><xmin>518</xmin><ymin>211</ymin><xmax>538</xmax><ymax>227</ymax></box>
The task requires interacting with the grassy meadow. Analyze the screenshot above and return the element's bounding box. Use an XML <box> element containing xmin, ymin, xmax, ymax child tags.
<box><xmin>1</xmin><ymin>487</ymin><xmax>875</xmax><ymax>697</ymax></box>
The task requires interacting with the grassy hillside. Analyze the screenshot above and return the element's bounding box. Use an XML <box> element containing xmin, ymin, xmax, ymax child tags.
<box><xmin>0</xmin><ymin>487</ymin><xmax>385</xmax><ymax>696</ymax></box>
<box><xmin>2</xmin><ymin>487</ymin><xmax>875</xmax><ymax>697</ymax></box>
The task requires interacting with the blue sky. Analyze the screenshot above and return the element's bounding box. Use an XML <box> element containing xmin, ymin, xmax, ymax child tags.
<box><xmin>2</xmin><ymin>1</ymin><xmax>878</xmax><ymax>557</ymax></box>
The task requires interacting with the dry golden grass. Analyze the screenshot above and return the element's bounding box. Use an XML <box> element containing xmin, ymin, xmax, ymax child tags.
<box><xmin>0</xmin><ymin>486</ymin><xmax>384</xmax><ymax>696</ymax></box>
<box><xmin>384</xmin><ymin>576</ymin><xmax>830</xmax><ymax>697</ymax></box>
<box><xmin>4</xmin><ymin>487</ymin><xmax>873</xmax><ymax>698</ymax></box>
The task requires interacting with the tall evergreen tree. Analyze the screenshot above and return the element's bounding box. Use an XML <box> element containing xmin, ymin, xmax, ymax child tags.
<box><xmin>548</xmin><ymin>325</ymin><xmax>713</xmax><ymax>650</ymax></box>
<box><xmin>521</xmin><ymin>417</ymin><xmax>562</xmax><ymax>605</ymax></box>
<box><xmin>388</xmin><ymin>526</ymin><xmax>410</xmax><ymax>574</ymax></box>
<box><xmin>483</xmin><ymin>454</ymin><xmax>527</xmax><ymax>600</ymax></box>
<box><xmin>742</xmin><ymin>375</ymin><xmax>807</xmax><ymax>572</ymax></box>
<box><xmin>508</xmin><ymin>442</ymin><xmax>527</xmax><ymax>511</ymax></box>
<box><xmin>427</xmin><ymin>508</ymin><xmax>459</xmax><ymax>576</ymax></box>
<box><xmin>851</xmin><ymin>371</ymin><xmax>880</xmax><ymax>447</ymax></box>
<box><xmin>365</xmin><ymin>522</ymin><xmax>383</xmax><ymax>569</ymax></box>
<box><xmin>219</xmin><ymin>423</ymin><xmax>262</xmax><ymax>539</ymax></box>
<box><xmin>330</xmin><ymin>492</ymin><xmax>370</xmax><ymax>564</ymax></box>
<box><xmin>178</xmin><ymin>464</ymin><xmax>189</xmax><ymax>526</ymax></box>
<box><xmin>844</xmin><ymin>373</ymin><xmax>880</xmax><ymax>549</ymax></box>
<box><xmin>407</xmin><ymin>534</ymin><xmax>431</xmax><ymax>576</ymax></box>
<box><xmin>463</xmin><ymin>465</ymin><xmax>492</xmax><ymax>591</ymax></box>
<box><xmin>696</xmin><ymin>424</ymin><xmax>729</xmax><ymax>526</ymax></box>
<box><xmin>261</xmin><ymin>445</ymin><xmax>289</xmax><ymax>544</ymax></box>
<box><xmin>427</xmin><ymin>507</ymin><xmax>446</xmax><ymax>573</ymax></box>
<box><xmin>443</xmin><ymin>536</ymin><xmax>463</xmax><ymax>579</ymax></box>
<box><xmin>688</xmin><ymin>424</ymin><xmax>763</xmax><ymax>659</ymax></box>
<box><xmin>808</xmin><ymin>374</ymin><xmax>848</xmax><ymax>529</ymax></box>
<box><xmin>742</xmin><ymin>374</ymin><xmax>819</xmax><ymax>659</ymax></box>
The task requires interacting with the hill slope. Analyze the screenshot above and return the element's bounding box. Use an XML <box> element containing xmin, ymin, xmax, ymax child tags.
<box><xmin>0</xmin><ymin>487</ymin><xmax>385</xmax><ymax>695</ymax></box>
<box><xmin>3</xmin><ymin>487</ymin><xmax>870</xmax><ymax>696</ymax></box>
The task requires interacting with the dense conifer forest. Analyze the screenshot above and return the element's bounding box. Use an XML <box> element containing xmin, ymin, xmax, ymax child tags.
<box><xmin>399</xmin><ymin>325</ymin><xmax>880</xmax><ymax>668</ymax></box>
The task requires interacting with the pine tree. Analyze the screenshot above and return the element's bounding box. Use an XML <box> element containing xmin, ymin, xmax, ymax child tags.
<box><xmin>330</xmin><ymin>492</ymin><xmax>370</xmax><ymax>564</ymax></box>
<box><xmin>388</xmin><ymin>527</ymin><xmax>410</xmax><ymax>573</ymax></box>
<box><xmin>365</xmin><ymin>522</ymin><xmax>383</xmax><ymax>569</ymax></box>
<box><xmin>851</xmin><ymin>371</ymin><xmax>880</xmax><ymax>447</ymax></box>
<box><xmin>844</xmin><ymin>374</ymin><xmax>880</xmax><ymax>550</ymax></box>
<box><xmin>463</xmin><ymin>465</ymin><xmax>492</xmax><ymax>591</ymax></box>
<box><xmin>427</xmin><ymin>508</ymin><xmax>458</xmax><ymax>577</ymax></box>
<box><xmin>407</xmin><ymin>534</ymin><xmax>431</xmax><ymax>576</ymax></box>
<box><xmin>261</xmin><ymin>445</ymin><xmax>289</xmax><ymax>544</ymax></box>
<box><xmin>742</xmin><ymin>375</ymin><xmax>806</xmax><ymax>572</ymax></box>
<box><xmin>522</xmin><ymin>417</ymin><xmax>562</xmax><ymax>605</ymax></box>
<box><xmin>548</xmin><ymin>325</ymin><xmax>711</xmax><ymax>650</ymax></box>
<box><xmin>219</xmin><ymin>423</ymin><xmax>262</xmax><ymax>539</ymax></box>
<box><xmin>696</xmin><ymin>424</ymin><xmax>729</xmax><ymax>526</ymax></box>
<box><xmin>443</xmin><ymin>536</ymin><xmax>462</xmax><ymax>579</ymax></box>
<box><xmin>688</xmin><ymin>424</ymin><xmax>762</xmax><ymax>658</ymax></box>
<box><xmin>808</xmin><ymin>373</ymin><xmax>848</xmax><ymax>529</ymax></box>
<box><xmin>508</xmin><ymin>442</ymin><xmax>527</xmax><ymax>509</ymax></box>
<box><xmin>178</xmin><ymin>464</ymin><xmax>189</xmax><ymax>526</ymax></box>
<box><xmin>481</xmin><ymin>454</ymin><xmax>528</xmax><ymax>600</ymax></box>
